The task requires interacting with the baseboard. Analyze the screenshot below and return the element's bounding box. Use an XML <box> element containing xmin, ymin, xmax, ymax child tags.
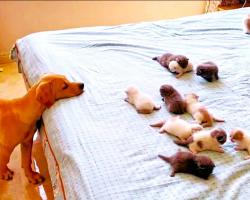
<box><xmin>0</xmin><ymin>52</ymin><xmax>13</xmax><ymax>64</ymax></box>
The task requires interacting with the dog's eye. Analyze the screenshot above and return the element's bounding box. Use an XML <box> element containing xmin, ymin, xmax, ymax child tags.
<box><xmin>62</xmin><ymin>84</ymin><xmax>68</xmax><ymax>90</ymax></box>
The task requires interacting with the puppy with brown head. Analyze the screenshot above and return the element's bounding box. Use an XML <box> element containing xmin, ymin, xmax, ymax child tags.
<box><xmin>150</xmin><ymin>116</ymin><xmax>203</xmax><ymax>141</ymax></box>
<box><xmin>152</xmin><ymin>53</ymin><xmax>189</xmax><ymax>71</ymax></box>
<box><xmin>160</xmin><ymin>84</ymin><xmax>186</xmax><ymax>114</ymax></box>
<box><xmin>243</xmin><ymin>13</ymin><xmax>250</xmax><ymax>34</ymax></box>
<box><xmin>174</xmin><ymin>128</ymin><xmax>227</xmax><ymax>154</ymax></box>
<box><xmin>125</xmin><ymin>85</ymin><xmax>161</xmax><ymax>114</ymax></box>
<box><xmin>184</xmin><ymin>93</ymin><xmax>225</xmax><ymax>127</ymax></box>
<box><xmin>168</xmin><ymin>60</ymin><xmax>194</xmax><ymax>78</ymax></box>
<box><xmin>230</xmin><ymin>127</ymin><xmax>250</xmax><ymax>160</ymax></box>
<box><xmin>158</xmin><ymin>151</ymin><xmax>215</xmax><ymax>180</ymax></box>
<box><xmin>196</xmin><ymin>62</ymin><xmax>219</xmax><ymax>82</ymax></box>
<box><xmin>0</xmin><ymin>72</ymin><xmax>84</xmax><ymax>183</ymax></box>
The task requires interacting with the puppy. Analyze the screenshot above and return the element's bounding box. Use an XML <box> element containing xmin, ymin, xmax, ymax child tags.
<box><xmin>0</xmin><ymin>72</ymin><xmax>84</xmax><ymax>183</ymax></box>
<box><xmin>152</xmin><ymin>53</ymin><xmax>189</xmax><ymax>70</ymax></box>
<box><xmin>230</xmin><ymin>127</ymin><xmax>250</xmax><ymax>160</ymax></box>
<box><xmin>243</xmin><ymin>13</ymin><xmax>250</xmax><ymax>34</ymax></box>
<box><xmin>158</xmin><ymin>151</ymin><xmax>215</xmax><ymax>179</ymax></box>
<box><xmin>150</xmin><ymin>116</ymin><xmax>204</xmax><ymax>141</ymax></box>
<box><xmin>196</xmin><ymin>62</ymin><xmax>219</xmax><ymax>82</ymax></box>
<box><xmin>174</xmin><ymin>128</ymin><xmax>227</xmax><ymax>154</ymax></box>
<box><xmin>160</xmin><ymin>84</ymin><xmax>186</xmax><ymax>114</ymax></box>
<box><xmin>185</xmin><ymin>93</ymin><xmax>225</xmax><ymax>127</ymax></box>
<box><xmin>169</xmin><ymin>60</ymin><xmax>194</xmax><ymax>78</ymax></box>
<box><xmin>125</xmin><ymin>85</ymin><xmax>161</xmax><ymax>114</ymax></box>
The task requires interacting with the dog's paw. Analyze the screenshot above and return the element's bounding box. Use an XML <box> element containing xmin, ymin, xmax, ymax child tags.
<box><xmin>26</xmin><ymin>171</ymin><xmax>45</xmax><ymax>184</ymax></box>
<box><xmin>244</xmin><ymin>155</ymin><xmax>250</xmax><ymax>160</ymax></box>
<box><xmin>0</xmin><ymin>169</ymin><xmax>13</xmax><ymax>181</ymax></box>
<box><xmin>218</xmin><ymin>148</ymin><xmax>225</xmax><ymax>153</ymax></box>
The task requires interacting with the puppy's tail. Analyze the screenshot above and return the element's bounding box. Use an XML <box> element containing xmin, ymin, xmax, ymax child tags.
<box><xmin>158</xmin><ymin>154</ymin><xmax>171</xmax><ymax>163</ymax></box>
<box><xmin>174</xmin><ymin>136</ymin><xmax>193</xmax><ymax>146</ymax></box>
<box><xmin>152</xmin><ymin>56</ymin><xmax>160</xmax><ymax>62</ymax></box>
<box><xmin>212</xmin><ymin>115</ymin><xmax>225</xmax><ymax>122</ymax></box>
<box><xmin>150</xmin><ymin>120</ymin><xmax>167</xmax><ymax>127</ymax></box>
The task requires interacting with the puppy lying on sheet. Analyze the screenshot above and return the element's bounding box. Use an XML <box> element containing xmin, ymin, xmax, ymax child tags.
<box><xmin>185</xmin><ymin>93</ymin><xmax>225</xmax><ymax>127</ymax></box>
<box><xmin>230</xmin><ymin>127</ymin><xmax>250</xmax><ymax>160</ymax></box>
<box><xmin>243</xmin><ymin>13</ymin><xmax>250</xmax><ymax>34</ymax></box>
<box><xmin>158</xmin><ymin>150</ymin><xmax>215</xmax><ymax>180</ymax></box>
<box><xmin>150</xmin><ymin>116</ymin><xmax>203</xmax><ymax>141</ymax></box>
<box><xmin>174</xmin><ymin>128</ymin><xmax>227</xmax><ymax>154</ymax></box>
<box><xmin>168</xmin><ymin>60</ymin><xmax>194</xmax><ymax>78</ymax></box>
<box><xmin>196</xmin><ymin>62</ymin><xmax>219</xmax><ymax>82</ymax></box>
<box><xmin>125</xmin><ymin>85</ymin><xmax>161</xmax><ymax>114</ymax></box>
<box><xmin>152</xmin><ymin>53</ymin><xmax>189</xmax><ymax>72</ymax></box>
<box><xmin>0</xmin><ymin>72</ymin><xmax>84</xmax><ymax>184</ymax></box>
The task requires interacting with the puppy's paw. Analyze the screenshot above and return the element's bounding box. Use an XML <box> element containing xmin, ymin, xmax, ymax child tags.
<box><xmin>124</xmin><ymin>98</ymin><xmax>129</xmax><ymax>102</ymax></box>
<box><xmin>154</xmin><ymin>105</ymin><xmax>161</xmax><ymax>110</ymax></box>
<box><xmin>25</xmin><ymin>171</ymin><xmax>45</xmax><ymax>185</ymax></box>
<box><xmin>191</xmin><ymin>150</ymin><xmax>198</xmax><ymax>154</ymax></box>
<box><xmin>218</xmin><ymin>148</ymin><xmax>225</xmax><ymax>153</ymax></box>
<box><xmin>0</xmin><ymin>169</ymin><xmax>13</xmax><ymax>181</ymax></box>
<box><xmin>234</xmin><ymin>146</ymin><xmax>243</xmax><ymax>151</ymax></box>
<box><xmin>170</xmin><ymin>173</ymin><xmax>175</xmax><ymax>177</ymax></box>
<box><xmin>244</xmin><ymin>155</ymin><xmax>250</xmax><ymax>160</ymax></box>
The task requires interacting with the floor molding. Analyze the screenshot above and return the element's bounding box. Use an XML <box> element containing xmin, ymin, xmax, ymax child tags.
<box><xmin>0</xmin><ymin>52</ymin><xmax>13</xmax><ymax>64</ymax></box>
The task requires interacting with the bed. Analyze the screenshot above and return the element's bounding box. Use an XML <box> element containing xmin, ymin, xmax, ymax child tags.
<box><xmin>11</xmin><ymin>7</ymin><xmax>250</xmax><ymax>200</ymax></box>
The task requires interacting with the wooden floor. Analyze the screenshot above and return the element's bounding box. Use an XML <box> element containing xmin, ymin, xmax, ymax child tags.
<box><xmin>0</xmin><ymin>62</ymin><xmax>54</xmax><ymax>200</ymax></box>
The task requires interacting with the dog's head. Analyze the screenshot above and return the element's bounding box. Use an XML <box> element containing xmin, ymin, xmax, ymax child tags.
<box><xmin>194</xmin><ymin>155</ymin><xmax>215</xmax><ymax>180</ymax></box>
<box><xmin>160</xmin><ymin>84</ymin><xmax>175</xmax><ymax>97</ymax></box>
<box><xmin>169</xmin><ymin>61</ymin><xmax>182</xmax><ymax>73</ymax></box>
<box><xmin>36</xmin><ymin>72</ymin><xmax>84</xmax><ymax>108</ymax></box>
<box><xmin>230</xmin><ymin>127</ymin><xmax>244</xmax><ymax>142</ymax></box>
<box><xmin>125</xmin><ymin>85</ymin><xmax>139</xmax><ymax>96</ymax></box>
<box><xmin>211</xmin><ymin>128</ymin><xmax>227</xmax><ymax>145</ymax></box>
<box><xmin>173</xmin><ymin>55</ymin><xmax>189</xmax><ymax>69</ymax></box>
<box><xmin>184</xmin><ymin>93</ymin><xmax>199</xmax><ymax>103</ymax></box>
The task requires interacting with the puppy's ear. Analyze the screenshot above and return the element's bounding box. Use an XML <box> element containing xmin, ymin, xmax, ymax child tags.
<box><xmin>36</xmin><ymin>82</ymin><xmax>55</xmax><ymax>108</ymax></box>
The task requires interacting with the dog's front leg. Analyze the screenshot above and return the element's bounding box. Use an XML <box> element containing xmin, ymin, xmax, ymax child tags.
<box><xmin>0</xmin><ymin>145</ymin><xmax>14</xmax><ymax>180</ymax></box>
<box><xmin>21</xmin><ymin>139</ymin><xmax>45</xmax><ymax>184</ymax></box>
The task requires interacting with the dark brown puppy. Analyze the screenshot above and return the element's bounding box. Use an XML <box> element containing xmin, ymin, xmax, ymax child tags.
<box><xmin>158</xmin><ymin>151</ymin><xmax>215</xmax><ymax>180</ymax></box>
<box><xmin>160</xmin><ymin>84</ymin><xmax>186</xmax><ymax>114</ymax></box>
<box><xmin>196</xmin><ymin>62</ymin><xmax>219</xmax><ymax>82</ymax></box>
<box><xmin>153</xmin><ymin>53</ymin><xmax>189</xmax><ymax>70</ymax></box>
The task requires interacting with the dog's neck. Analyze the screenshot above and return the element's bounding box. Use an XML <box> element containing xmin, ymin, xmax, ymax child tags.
<box><xmin>18</xmin><ymin>83</ymin><xmax>47</xmax><ymax>122</ymax></box>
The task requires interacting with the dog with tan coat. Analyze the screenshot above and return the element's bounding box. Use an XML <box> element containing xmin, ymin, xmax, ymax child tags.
<box><xmin>0</xmin><ymin>72</ymin><xmax>84</xmax><ymax>184</ymax></box>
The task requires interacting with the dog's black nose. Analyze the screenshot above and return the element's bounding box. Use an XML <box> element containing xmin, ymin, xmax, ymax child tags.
<box><xmin>79</xmin><ymin>83</ymin><xmax>84</xmax><ymax>89</ymax></box>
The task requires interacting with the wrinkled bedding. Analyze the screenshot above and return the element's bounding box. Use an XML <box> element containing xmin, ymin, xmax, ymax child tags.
<box><xmin>13</xmin><ymin>7</ymin><xmax>250</xmax><ymax>200</ymax></box>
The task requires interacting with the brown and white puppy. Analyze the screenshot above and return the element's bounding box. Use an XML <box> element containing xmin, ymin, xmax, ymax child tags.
<box><xmin>152</xmin><ymin>53</ymin><xmax>189</xmax><ymax>71</ymax></box>
<box><xmin>169</xmin><ymin>60</ymin><xmax>194</xmax><ymax>78</ymax></box>
<box><xmin>243</xmin><ymin>13</ymin><xmax>250</xmax><ymax>34</ymax></box>
<box><xmin>174</xmin><ymin>128</ymin><xmax>227</xmax><ymax>154</ymax></box>
<box><xmin>230</xmin><ymin>127</ymin><xmax>250</xmax><ymax>160</ymax></box>
<box><xmin>160</xmin><ymin>84</ymin><xmax>186</xmax><ymax>114</ymax></box>
<box><xmin>185</xmin><ymin>93</ymin><xmax>225</xmax><ymax>127</ymax></box>
<box><xmin>158</xmin><ymin>151</ymin><xmax>215</xmax><ymax>180</ymax></box>
<box><xmin>125</xmin><ymin>85</ymin><xmax>161</xmax><ymax>114</ymax></box>
<box><xmin>196</xmin><ymin>62</ymin><xmax>219</xmax><ymax>82</ymax></box>
<box><xmin>150</xmin><ymin>116</ymin><xmax>204</xmax><ymax>141</ymax></box>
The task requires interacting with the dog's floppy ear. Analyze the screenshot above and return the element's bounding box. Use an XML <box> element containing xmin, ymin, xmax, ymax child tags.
<box><xmin>36</xmin><ymin>82</ymin><xmax>55</xmax><ymax>108</ymax></box>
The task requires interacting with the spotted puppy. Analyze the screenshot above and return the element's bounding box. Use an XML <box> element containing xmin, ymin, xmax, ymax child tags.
<box><xmin>152</xmin><ymin>53</ymin><xmax>189</xmax><ymax>71</ymax></box>
<box><xmin>230</xmin><ymin>127</ymin><xmax>250</xmax><ymax>160</ymax></box>
<box><xmin>174</xmin><ymin>128</ymin><xmax>227</xmax><ymax>154</ymax></box>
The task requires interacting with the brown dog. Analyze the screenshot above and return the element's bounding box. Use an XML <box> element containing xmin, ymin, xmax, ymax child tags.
<box><xmin>0</xmin><ymin>72</ymin><xmax>84</xmax><ymax>184</ymax></box>
<box><xmin>158</xmin><ymin>151</ymin><xmax>215</xmax><ymax>179</ymax></box>
<box><xmin>196</xmin><ymin>62</ymin><xmax>219</xmax><ymax>82</ymax></box>
<box><xmin>160</xmin><ymin>84</ymin><xmax>186</xmax><ymax>114</ymax></box>
<box><xmin>152</xmin><ymin>53</ymin><xmax>189</xmax><ymax>70</ymax></box>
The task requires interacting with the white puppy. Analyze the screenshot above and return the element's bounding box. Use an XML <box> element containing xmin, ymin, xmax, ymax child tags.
<box><xmin>174</xmin><ymin>128</ymin><xmax>227</xmax><ymax>154</ymax></box>
<box><xmin>150</xmin><ymin>116</ymin><xmax>203</xmax><ymax>141</ymax></box>
<box><xmin>243</xmin><ymin>13</ymin><xmax>250</xmax><ymax>34</ymax></box>
<box><xmin>185</xmin><ymin>93</ymin><xmax>225</xmax><ymax>127</ymax></box>
<box><xmin>125</xmin><ymin>85</ymin><xmax>161</xmax><ymax>114</ymax></box>
<box><xmin>230</xmin><ymin>127</ymin><xmax>250</xmax><ymax>160</ymax></box>
<box><xmin>169</xmin><ymin>60</ymin><xmax>194</xmax><ymax>78</ymax></box>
